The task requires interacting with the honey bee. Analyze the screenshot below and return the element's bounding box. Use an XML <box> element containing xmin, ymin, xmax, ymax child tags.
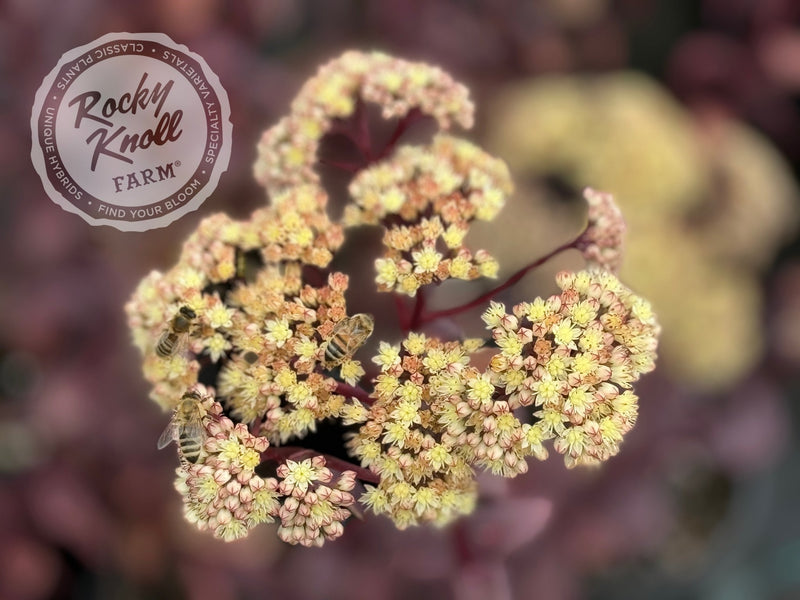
<box><xmin>234</xmin><ymin>248</ymin><xmax>261</xmax><ymax>283</ymax></box>
<box><xmin>157</xmin><ymin>391</ymin><xmax>206</xmax><ymax>464</ymax></box>
<box><xmin>155</xmin><ymin>306</ymin><xmax>196</xmax><ymax>358</ymax></box>
<box><xmin>322</xmin><ymin>313</ymin><xmax>375</xmax><ymax>369</ymax></box>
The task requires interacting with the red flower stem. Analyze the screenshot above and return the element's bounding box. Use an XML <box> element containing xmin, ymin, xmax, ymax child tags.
<box><xmin>320</xmin><ymin>106</ymin><xmax>423</xmax><ymax>175</ymax></box>
<box><xmin>354</xmin><ymin>99</ymin><xmax>373</xmax><ymax>161</ymax></box>
<box><xmin>376</xmin><ymin>108</ymin><xmax>423</xmax><ymax>160</ymax></box>
<box><xmin>394</xmin><ymin>294</ymin><xmax>411</xmax><ymax>333</ymax></box>
<box><xmin>334</xmin><ymin>381</ymin><xmax>374</xmax><ymax>406</ymax></box>
<box><xmin>408</xmin><ymin>286</ymin><xmax>427</xmax><ymax>331</ymax></box>
<box><xmin>249</xmin><ymin>416</ymin><xmax>263</xmax><ymax>437</ymax></box>
<box><xmin>419</xmin><ymin>231</ymin><xmax>586</xmax><ymax>324</ymax></box>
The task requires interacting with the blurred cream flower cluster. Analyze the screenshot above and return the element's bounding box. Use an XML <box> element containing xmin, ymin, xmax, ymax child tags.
<box><xmin>127</xmin><ymin>52</ymin><xmax>659</xmax><ymax>545</ymax></box>
<box><xmin>487</xmin><ymin>73</ymin><xmax>798</xmax><ymax>391</ymax></box>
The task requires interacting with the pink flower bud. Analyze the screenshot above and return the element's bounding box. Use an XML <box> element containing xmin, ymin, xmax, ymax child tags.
<box><xmin>331</xmin><ymin>490</ymin><xmax>355</xmax><ymax>506</ymax></box>
<box><xmin>216</xmin><ymin>508</ymin><xmax>233</xmax><ymax>525</ymax></box>
<box><xmin>277</xmin><ymin>528</ymin><xmax>293</xmax><ymax>544</ymax></box>
<box><xmin>456</xmin><ymin>402</ymin><xmax>472</xmax><ymax>418</ymax></box>
<box><xmin>504</xmin><ymin>314</ymin><xmax>522</xmax><ymax>332</ymax></box>
<box><xmin>486</xmin><ymin>445</ymin><xmax>503</xmax><ymax>461</ymax></box>
<box><xmin>323</xmin><ymin>521</ymin><xmax>344</xmax><ymax>538</ymax></box>
<box><xmin>234</xmin><ymin>506</ymin><xmax>250</xmax><ymax>521</ymax></box>
<box><xmin>239</xmin><ymin>487</ymin><xmax>253</xmax><ymax>504</ymax></box>
<box><xmin>328</xmin><ymin>272</ymin><xmax>349</xmax><ymax>292</ymax></box>
<box><xmin>504</xmin><ymin>453</ymin><xmax>524</xmax><ymax>470</ymax></box>
<box><xmin>248</xmin><ymin>476</ymin><xmax>266</xmax><ymax>492</ymax></box>
<box><xmin>214</xmin><ymin>469</ymin><xmax>232</xmax><ymax>485</ymax></box>
<box><xmin>337</xmin><ymin>471</ymin><xmax>357</xmax><ymax>491</ymax></box>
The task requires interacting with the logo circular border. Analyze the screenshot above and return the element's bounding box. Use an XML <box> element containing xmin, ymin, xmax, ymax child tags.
<box><xmin>30</xmin><ymin>32</ymin><xmax>232</xmax><ymax>232</ymax></box>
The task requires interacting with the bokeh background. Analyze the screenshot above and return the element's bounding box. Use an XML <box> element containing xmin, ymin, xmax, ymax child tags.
<box><xmin>2</xmin><ymin>1</ymin><xmax>800</xmax><ymax>598</ymax></box>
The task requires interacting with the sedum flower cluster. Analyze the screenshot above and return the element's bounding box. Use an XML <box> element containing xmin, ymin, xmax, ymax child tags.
<box><xmin>346</xmin><ymin>134</ymin><xmax>512</xmax><ymax>295</ymax></box>
<box><xmin>483</xmin><ymin>269</ymin><xmax>658</xmax><ymax>468</ymax></box>
<box><xmin>347</xmin><ymin>335</ymin><xmax>485</xmax><ymax>528</ymax></box>
<box><xmin>486</xmin><ymin>72</ymin><xmax>797</xmax><ymax>390</ymax></box>
<box><xmin>175</xmin><ymin>386</ymin><xmax>356</xmax><ymax>546</ymax></box>
<box><xmin>254</xmin><ymin>50</ymin><xmax>473</xmax><ymax>194</ymax></box>
<box><xmin>127</xmin><ymin>51</ymin><xmax>659</xmax><ymax>545</ymax></box>
<box><xmin>346</xmin><ymin>266</ymin><xmax>658</xmax><ymax>527</ymax></box>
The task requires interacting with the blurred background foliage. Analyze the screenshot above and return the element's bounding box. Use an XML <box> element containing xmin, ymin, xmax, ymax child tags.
<box><xmin>1</xmin><ymin>1</ymin><xmax>800</xmax><ymax>599</ymax></box>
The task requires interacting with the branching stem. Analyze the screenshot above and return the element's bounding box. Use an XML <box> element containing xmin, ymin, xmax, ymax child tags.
<box><xmin>376</xmin><ymin>108</ymin><xmax>424</xmax><ymax>160</ymax></box>
<box><xmin>353</xmin><ymin>99</ymin><xmax>373</xmax><ymax>161</ymax></box>
<box><xmin>408</xmin><ymin>286</ymin><xmax>427</xmax><ymax>331</ymax></box>
<box><xmin>418</xmin><ymin>229</ymin><xmax>587</xmax><ymax>324</ymax></box>
<box><xmin>334</xmin><ymin>381</ymin><xmax>374</xmax><ymax>406</ymax></box>
<box><xmin>394</xmin><ymin>294</ymin><xmax>411</xmax><ymax>333</ymax></box>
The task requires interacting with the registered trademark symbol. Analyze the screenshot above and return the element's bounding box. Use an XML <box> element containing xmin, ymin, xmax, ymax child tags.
<box><xmin>175</xmin><ymin>160</ymin><xmax>181</xmax><ymax>167</ymax></box>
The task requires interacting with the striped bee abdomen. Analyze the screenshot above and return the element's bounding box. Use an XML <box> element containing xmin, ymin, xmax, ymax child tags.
<box><xmin>156</xmin><ymin>331</ymin><xmax>179</xmax><ymax>357</ymax></box>
<box><xmin>178</xmin><ymin>432</ymin><xmax>202</xmax><ymax>463</ymax></box>
<box><xmin>324</xmin><ymin>337</ymin><xmax>348</xmax><ymax>364</ymax></box>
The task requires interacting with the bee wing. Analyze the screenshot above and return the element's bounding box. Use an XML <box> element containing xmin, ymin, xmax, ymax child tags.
<box><xmin>174</xmin><ymin>331</ymin><xmax>190</xmax><ymax>355</ymax></box>
<box><xmin>352</xmin><ymin>315</ymin><xmax>374</xmax><ymax>339</ymax></box>
<box><xmin>157</xmin><ymin>419</ymin><xmax>178</xmax><ymax>450</ymax></box>
<box><xmin>182</xmin><ymin>416</ymin><xmax>205</xmax><ymax>444</ymax></box>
